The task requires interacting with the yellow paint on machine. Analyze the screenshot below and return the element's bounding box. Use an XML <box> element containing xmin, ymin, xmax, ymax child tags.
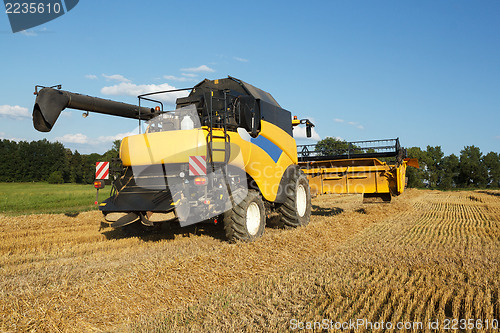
<box><xmin>118</xmin><ymin>120</ymin><xmax>297</xmax><ymax>202</ymax></box>
<box><xmin>120</xmin><ymin>129</ymin><xmax>207</xmax><ymax>165</ymax></box>
<box><xmin>300</xmin><ymin>158</ymin><xmax>411</xmax><ymax>197</ymax></box>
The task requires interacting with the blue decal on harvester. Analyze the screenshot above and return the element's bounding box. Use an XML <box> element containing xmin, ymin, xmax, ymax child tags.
<box><xmin>251</xmin><ymin>135</ymin><xmax>282</xmax><ymax>163</ymax></box>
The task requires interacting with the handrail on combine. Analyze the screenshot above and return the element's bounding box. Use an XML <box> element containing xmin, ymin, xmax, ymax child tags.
<box><xmin>297</xmin><ymin>138</ymin><xmax>405</xmax><ymax>163</ymax></box>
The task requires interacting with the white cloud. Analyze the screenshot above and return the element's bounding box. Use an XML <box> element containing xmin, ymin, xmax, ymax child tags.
<box><xmin>101</xmin><ymin>82</ymin><xmax>188</xmax><ymax>103</ymax></box>
<box><xmin>19</xmin><ymin>30</ymin><xmax>37</xmax><ymax>36</ymax></box>
<box><xmin>0</xmin><ymin>133</ymin><xmax>26</xmax><ymax>142</ymax></box>
<box><xmin>0</xmin><ymin>105</ymin><xmax>30</xmax><ymax>119</ymax></box>
<box><xmin>234</xmin><ymin>57</ymin><xmax>248</xmax><ymax>62</ymax></box>
<box><xmin>102</xmin><ymin>74</ymin><xmax>131</xmax><ymax>83</ymax></box>
<box><xmin>53</xmin><ymin>130</ymin><xmax>139</xmax><ymax>147</ymax></box>
<box><xmin>96</xmin><ymin>131</ymin><xmax>137</xmax><ymax>143</ymax></box>
<box><xmin>181</xmin><ymin>73</ymin><xmax>197</xmax><ymax>78</ymax></box>
<box><xmin>347</xmin><ymin>121</ymin><xmax>364</xmax><ymax>130</ymax></box>
<box><xmin>292</xmin><ymin>126</ymin><xmax>321</xmax><ymax>141</ymax></box>
<box><xmin>55</xmin><ymin>133</ymin><xmax>89</xmax><ymax>144</ymax></box>
<box><xmin>85</xmin><ymin>74</ymin><xmax>98</xmax><ymax>80</ymax></box>
<box><xmin>336</xmin><ymin>119</ymin><xmax>365</xmax><ymax>130</ymax></box>
<box><xmin>164</xmin><ymin>75</ymin><xmax>196</xmax><ymax>82</ymax></box>
<box><xmin>181</xmin><ymin>65</ymin><xmax>215</xmax><ymax>73</ymax></box>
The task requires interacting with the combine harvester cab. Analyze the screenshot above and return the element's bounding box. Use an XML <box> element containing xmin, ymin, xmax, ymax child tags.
<box><xmin>32</xmin><ymin>77</ymin><xmax>314</xmax><ymax>241</ymax></box>
<box><xmin>297</xmin><ymin>139</ymin><xmax>419</xmax><ymax>203</ymax></box>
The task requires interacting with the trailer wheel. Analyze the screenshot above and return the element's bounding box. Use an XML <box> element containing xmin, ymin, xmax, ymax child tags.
<box><xmin>224</xmin><ymin>189</ymin><xmax>265</xmax><ymax>242</ymax></box>
<box><xmin>278</xmin><ymin>169</ymin><xmax>311</xmax><ymax>227</ymax></box>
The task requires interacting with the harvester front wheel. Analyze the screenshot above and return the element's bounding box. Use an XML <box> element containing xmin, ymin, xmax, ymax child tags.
<box><xmin>224</xmin><ymin>189</ymin><xmax>265</xmax><ymax>242</ymax></box>
<box><xmin>278</xmin><ymin>169</ymin><xmax>311</xmax><ymax>227</ymax></box>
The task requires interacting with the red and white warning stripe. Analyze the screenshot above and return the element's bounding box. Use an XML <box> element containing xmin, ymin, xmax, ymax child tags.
<box><xmin>189</xmin><ymin>156</ymin><xmax>206</xmax><ymax>176</ymax></box>
<box><xmin>95</xmin><ymin>162</ymin><xmax>109</xmax><ymax>180</ymax></box>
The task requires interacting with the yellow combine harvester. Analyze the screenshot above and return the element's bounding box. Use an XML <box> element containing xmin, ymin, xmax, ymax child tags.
<box><xmin>32</xmin><ymin>77</ymin><xmax>416</xmax><ymax>241</ymax></box>
<box><xmin>33</xmin><ymin>77</ymin><xmax>313</xmax><ymax>241</ymax></box>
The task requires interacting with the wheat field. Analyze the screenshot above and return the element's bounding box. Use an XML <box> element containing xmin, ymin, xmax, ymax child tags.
<box><xmin>0</xmin><ymin>189</ymin><xmax>499</xmax><ymax>332</ymax></box>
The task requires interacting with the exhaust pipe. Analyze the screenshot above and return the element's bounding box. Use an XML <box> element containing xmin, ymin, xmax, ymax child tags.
<box><xmin>33</xmin><ymin>87</ymin><xmax>154</xmax><ymax>132</ymax></box>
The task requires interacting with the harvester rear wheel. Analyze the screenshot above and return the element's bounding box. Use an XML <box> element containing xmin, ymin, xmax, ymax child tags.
<box><xmin>277</xmin><ymin>169</ymin><xmax>311</xmax><ymax>227</ymax></box>
<box><xmin>224</xmin><ymin>189</ymin><xmax>265</xmax><ymax>242</ymax></box>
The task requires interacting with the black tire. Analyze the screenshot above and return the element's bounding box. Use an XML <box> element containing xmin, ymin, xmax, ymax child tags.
<box><xmin>277</xmin><ymin>169</ymin><xmax>312</xmax><ymax>227</ymax></box>
<box><xmin>224</xmin><ymin>189</ymin><xmax>266</xmax><ymax>242</ymax></box>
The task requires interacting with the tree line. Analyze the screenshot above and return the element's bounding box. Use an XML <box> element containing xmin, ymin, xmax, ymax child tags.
<box><xmin>406</xmin><ymin>145</ymin><xmax>500</xmax><ymax>189</ymax></box>
<box><xmin>0</xmin><ymin>139</ymin><xmax>119</xmax><ymax>184</ymax></box>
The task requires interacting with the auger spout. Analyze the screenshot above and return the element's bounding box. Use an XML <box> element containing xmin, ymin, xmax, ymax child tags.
<box><xmin>33</xmin><ymin>87</ymin><xmax>154</xmax><ymax>132</ymax></box>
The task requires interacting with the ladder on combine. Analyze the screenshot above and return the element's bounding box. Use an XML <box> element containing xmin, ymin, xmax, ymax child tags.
<box><xmin>205</xmin><ymin>90</ymin><xmax>235</xmax><ymax>207</ymax></box>
<box><xmin>206</xmin><ymin>90</ymin><xmax>231</xmax><ymax>170</ymax></box>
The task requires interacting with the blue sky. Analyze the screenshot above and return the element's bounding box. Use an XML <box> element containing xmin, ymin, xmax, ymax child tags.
<box><xmin>0</xmin><ymin>0</ymin><xmax>499</xmax><ymax>156</ymax></box>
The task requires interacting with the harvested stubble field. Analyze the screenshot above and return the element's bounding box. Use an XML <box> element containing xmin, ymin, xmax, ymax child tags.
<box><xmin>0</xmin><ymin>189</ymin><xmax>499</xmax><ymax>332</ymax></box>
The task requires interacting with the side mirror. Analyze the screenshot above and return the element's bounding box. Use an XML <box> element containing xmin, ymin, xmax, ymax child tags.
<box><xmin>292</xmin><ymin>117</ymin><xmax>314</xmax><ymax>138</ymax></box>
<box><xmin>250</xmin><ymin>108</ymin><xmax>260</xmax><ymax>137</ymax></box>
<box><xmin>237</xmin><ymin>96</ymin><xmax>261</xmax><ymax>137</ymax></box>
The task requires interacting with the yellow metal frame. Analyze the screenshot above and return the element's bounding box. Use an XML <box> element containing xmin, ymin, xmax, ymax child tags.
<box><xmin>300</xmin><ymin>158</ymin><xmax>410</xmax><ymax>197</ymax></box>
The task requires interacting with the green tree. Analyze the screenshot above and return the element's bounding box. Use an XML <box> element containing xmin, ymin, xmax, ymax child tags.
<box><xmin>47</xmin><ymin>171</ymin><xmax>64</xmax><ymax>184</ymax></box>
<box><xmin>62</xmin><ymin>149</ymin><xmax>73</xmax><ymax>183</ymax></box>
<box><xmin>425</xmin><ymin>146</ymin><xmax>444</xmax><ymax>188</ymax></box>
<box><xmin>84</xmin><ymin>153</ymin><xmax>103</xmax><ymax>184</ymax></box>
<box><xmin>45</xmin><ymin>140</ymin><xmax>66</xmax><ymax>181</ymax></box>
<box><xmin>483</xmin><ymin>152</ymin><xmax>500</xmax><ymax>188</ymax></box>
<box><xmin>406</xmin><ymin>147</ymin><xmax>427</xmax><ymax>188</ymax></box>
<box><xmin>0</xmin><ymin>140</ymin><xmax>17</xmax><ymax>182</ymax></box>
<box><xmin>315</xmin><ymin>137</ymin><xmax>349</xmax><ymax>156</ymax></box>
<box><xmin>439</xmin><ymin>154</ymin><xmax>459</xmax><ymax>189</ymax></box>
<box><xmin>15</xmin><ymin>141</ymin><xmax>32</xmax><ymax>181</ymax></box>
<box><xmin>315</xmin><ymin>137</ymin><xmax>363</xmax><ymax>156</ymax></box>
<box><xmin>1</xmin><ymin>139</ymin><xmax>67</xmax><ymax>182</ymax></box>
<box><xmin>70</xmin><ymin>150</ymin><xmax>84</xmax><ymax>183</ymax></box>
<box><xmin>458</xmin><ymin>146</ymin><xmax>487</xmax><ymax>187</ymax></box>
<box><xmin>102</xmin><ymin>139</ymin><xmax>121</xmax><ymax>162</ymax></box>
